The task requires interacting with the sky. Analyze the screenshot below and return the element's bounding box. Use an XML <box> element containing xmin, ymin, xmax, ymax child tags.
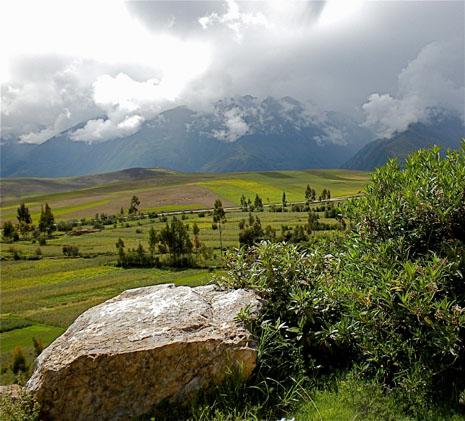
<box><xmin>1</xmin><ymin>0</ymin><xmax>464</xmax><ymax>144</ymax></box>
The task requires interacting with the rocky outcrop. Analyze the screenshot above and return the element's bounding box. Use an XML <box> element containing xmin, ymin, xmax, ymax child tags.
<box><xmin>26</xmin><ymin>284</ymin><xmax>259</xmax><ymax>421</ymax></box>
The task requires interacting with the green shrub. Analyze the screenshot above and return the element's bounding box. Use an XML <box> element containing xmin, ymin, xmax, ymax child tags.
<box><xmin>62</xmin><ymin>245</ymin><xmax>79</xmax><ymax>257</ymax></box>
<box><xmin>0</xmin><ymin>317</ymin><xmax>33</xmax><ymax>333</ymax></box>
<box><xmin>0</xmin><ymin>388</ymin><xmax>40</xmax><ymax>421</ymax></box>
<box><xmin>2</xmin><ymin>221</ymin><xmax>16</xmax><ymax>241</ymax></box>
<box><xmin>344</xmin><ymin>144</ymin><xmax>465</xmax><ymax>258</ymax></box>
<box><xmin>216</xmin><ymin>239</ymin><xmax>345</xmax><ymax>383</ymax></box>
<box><xmin>215</xmin><ymin>143</ymin><xmax>465</xmax><ymax>417</ymax></box>
<box><xmin>336</xmin><ymin>143</ymin><xmax>465</xmax><ymax>408</ymax></box>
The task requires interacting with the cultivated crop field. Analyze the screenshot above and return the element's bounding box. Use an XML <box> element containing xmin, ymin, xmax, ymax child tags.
<box><xmin>0</xmin><ymin>168</ymin><xmax>369</xmax><ymax>221</ymax></box>
<box><xmin>0</xmin><ymin>167</ymin><xmax>368</xmax><ymax>385</ymax></box>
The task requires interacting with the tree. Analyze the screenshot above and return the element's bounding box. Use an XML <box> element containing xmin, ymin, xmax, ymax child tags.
<box><xmin>282</xmin><ymin>191</ymin><xmax>287</xmax><ymax>207</ymax></box>
<box><xmin>115</xmin><ymin>238</ymin><xmax>126</xmax><ymax>266</ymax></box>
<box><xmin>11</xmin><ymin>345</ymin><xmax>26</xmax><ymax>374</ymax></box>
<box><xmin>305</xmin><ymin>185</ymin><xmax>312</xmax><ymax>203</ymax></box>
<box><xmin>18</xmin><ymin>221</ymin><xmax>31</xmax><ymax>239</ymax></box>
<box><xmin>191</xmin><ymin>222</ymin><xmax>203</xmax><ymax>261</ymax></box>
<box><xmin>240</xmin><ymin>195</ymin><xmax>248</xmax><ymax>211</ymax></box>
<box><xmin>307</xmin><ymin>212</ymin><xmax>319</xmax><ymax>233</ymax></box>
<box><xmin>148</xmin><ymin>227</ymin><xmax>158</xmax><ymax>257</ymax></box>
<box><xmin>128</xmin><ymin>195</ymin><xmax>140</xmax><ymax>215</ymax></box>
<box><xmin>192</xmin><ymin>222</ymin><xmax>200</xmax><ymax>236</ymax></box>
<box><xmin>38</xmin><ymin>202</ymin><xmax>55</xmax><ymax>235</ymax></box>
<box><xmin>17</xmin><ymin>203</ymin><xmax>32</xmax><ymax>224</ymax></box>
<box><xmin>254</xmin><ymin>194</ymin><xmax>264</xmax><ymax>212</ymax></box>
<box><xmin>248</xmin><ymin>212</ymin><xmax>254</xmax><ymax>226</ymax></box>
<box><xmin>32</xmin><ymin>336</ymin><xmax>44</xmax><ymax>356</ymax></box>
<box><xmin>213</xmin><ymin>199</ymin><xmax>226</xmax><ymax>258</ymax></box>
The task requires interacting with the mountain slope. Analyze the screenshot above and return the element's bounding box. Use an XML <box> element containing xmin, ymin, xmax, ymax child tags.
<box><xmin>343</xmin><ymin>116</ymin><xmax>464</xmax><ymax>171</ymax></box>
<box><xmin>3</xmin><ymin>97</ymin><xmax>372</xmax><ymax>178</ymax></box>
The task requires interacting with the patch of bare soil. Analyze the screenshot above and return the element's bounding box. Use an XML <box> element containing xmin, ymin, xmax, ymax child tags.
<box><xmin>60</xmin><ymin>185</ymin><xmax>235</xmax><ymax>219</ymax></box>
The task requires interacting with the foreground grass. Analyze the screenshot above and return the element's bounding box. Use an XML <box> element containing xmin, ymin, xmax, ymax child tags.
<box><xmin>292</xmin><ymin>374</ymin><xmax>465</xmax><ymax>421</ymax></box>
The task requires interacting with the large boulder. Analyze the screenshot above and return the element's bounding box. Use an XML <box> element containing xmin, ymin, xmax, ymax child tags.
<box><xmin>26</xmin><ymin>284</ymin><xmax>259</xmax><ymax>420</ymax></box>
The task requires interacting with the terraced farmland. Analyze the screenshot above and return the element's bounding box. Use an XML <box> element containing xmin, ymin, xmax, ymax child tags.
<box><xmin>1</xmin><ymin>168</ymin><xmax>369</xmax><ymax>222</ymax></box>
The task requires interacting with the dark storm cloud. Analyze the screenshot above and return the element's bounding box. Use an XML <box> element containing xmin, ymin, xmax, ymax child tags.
<box><xmin>123</xmin><ymin>0</ymin><xmax>464</xmax><ymax>116</ymax></box>
<box><xmin>1</xmin><ymin>0</ymin><xmax>463</xmax><ymax>143</ymax></box>
<box><xmin>125</xmin><ymin>0</ymin><xmax>326</xmax><ymax>37</ymax></box>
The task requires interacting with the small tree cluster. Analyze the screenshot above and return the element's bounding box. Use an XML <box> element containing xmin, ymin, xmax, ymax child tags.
<box><xmin>319</xmin><ymin>188</ymin><xmax>331</xmax><ymax>201</ymax></box>
<box><xmin>240</xmin><ymin>194</ymin><xmax>264</xmax><ymax>212</ymax></box>
<box><xmin>305</xmin><ymin>184</ymin><xmax>316</xmax><ymax>202</ymax></box>
<box><xmin>159</xmin><ymin>216</ymin><xmax>194</xmax><ymax>265</ymax></box>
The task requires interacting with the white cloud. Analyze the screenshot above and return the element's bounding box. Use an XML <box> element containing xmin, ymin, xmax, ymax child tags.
<box><xmin>2</xmin><ymin>58</ymin><xmax>100</xmax><ymax>142</ymax></box>
<box><xmin>1</xmin><ymin>0</ymin><xmax>211</xmax><ymax>143</ymax></box>
<box><xmin>199</xmin><ymin>0</ymin><xmax>270</xmax><ymax>41</ymax></box>
<box><xmin>362</xmin><ymin>40</ymin><xmax>464</xmax><ymax>138</ymax></box>
<box><xmin>70</xmin><ymin>115</ymin><xmax>144</xmax><ymax>143</ymax></box>
<box><xmin>69</xmin><ymin>61</ymin><xmax>210</xmax><ymax>142</ymax></box>
<box><xmin>212</xmin><ymin>108</ymin><xmax>250</xmax><ymax>142</ymax></box>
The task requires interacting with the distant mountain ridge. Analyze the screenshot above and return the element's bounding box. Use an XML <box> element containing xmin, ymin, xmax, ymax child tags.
<box><xmin>2</xmin><ymin>96</ymin><xmax>463</xmax><ymax>177</ymax></box>
<box><xmin>342</xmin><ymin>115</ymin><xmax>465</xmax><ymax>171</ymax></box>
<box><xmin>1</xmin><ymin>96</ymin><xmax>374</xmax><ymax>177</ymax></box>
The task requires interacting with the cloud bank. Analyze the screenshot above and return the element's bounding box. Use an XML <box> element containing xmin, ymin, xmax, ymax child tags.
<box><xmin>362</xmin><ymin>40</ymin><xmax>465</xmax><ymax>138</ymax></box>
<box><xmin>1</xmin><ymin>0</ymin><xmax>463</xmax><ymax>144</ymax></box>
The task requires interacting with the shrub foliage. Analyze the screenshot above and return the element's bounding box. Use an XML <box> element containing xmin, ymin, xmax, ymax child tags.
<box><xmin>216</xmin><ymin>142</ymin><xmax>465</xmax><ymax>416</ymax></box>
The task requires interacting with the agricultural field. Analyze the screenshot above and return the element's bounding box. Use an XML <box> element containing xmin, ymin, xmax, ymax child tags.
<box><xmin>0</xmin><ymin>167</ymin><xmax>368</xmax><ymax>385</ymax></box>
<box><xmin>0</xmin><ymin>168</ymin><xmax>369</xmax><ymax>222</ymax></box>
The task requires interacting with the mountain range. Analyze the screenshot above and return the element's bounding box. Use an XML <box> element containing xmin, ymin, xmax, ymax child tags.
<box><xmin>1</xmin><ymin>96</ymin><xmax>463</xmax><ymax>177</ymax></box>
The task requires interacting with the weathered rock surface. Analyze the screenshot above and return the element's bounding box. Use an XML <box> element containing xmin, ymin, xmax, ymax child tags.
<box><xmin>26</xmin><ymin>284</ymin><xmax>259</xmax><ymax>421</ymax></box>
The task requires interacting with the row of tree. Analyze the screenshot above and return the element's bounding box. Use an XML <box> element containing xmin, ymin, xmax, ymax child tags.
<box><xmin>239</xmin><ymin>186</ymin><xmax>332</xmax><ymax>214</ymax></box>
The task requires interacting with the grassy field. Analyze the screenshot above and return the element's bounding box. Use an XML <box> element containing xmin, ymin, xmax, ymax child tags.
<box><xmin>0</xmin><ymin>168</ymin><xmax>368</xmax><ymax>385</ymax></box>
<box><xmin>0</xmin><ymin>168</ymin><xmax>369</xmax><ymax>222</ymax></box>
<box><xmin>0</xmin><ymin>207</ymin><xmax>340</xmax><ymax>382</ymax></box>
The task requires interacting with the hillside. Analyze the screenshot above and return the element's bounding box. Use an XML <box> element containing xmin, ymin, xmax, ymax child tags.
<box><xmin>343</xmin><ymin>115</ymin><xmax>464</xmax><ymax>170</ymax></box>
<box><xmin>0</xmin><ymin>168</ymin><xmax>177</xmax><ymax>200</ymax></box>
